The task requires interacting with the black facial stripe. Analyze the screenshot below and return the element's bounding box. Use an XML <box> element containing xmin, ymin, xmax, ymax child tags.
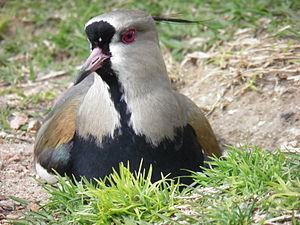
<box><xmin>85</xmin><ymin>21</ymin><xmax>129</xmax><ymax>127</ymax></box>
<box><xmin>85</xmin><ymin>21</ymin><xmax>116</xmax><ymax>54</ymax></box>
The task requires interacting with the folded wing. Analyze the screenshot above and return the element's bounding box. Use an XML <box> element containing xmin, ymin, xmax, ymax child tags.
<box><xmin>34</xmin><ymin>75</ymin><xmax>94</xmax><ymax>181</ymax></box>
<box><xmin>176</xmin><ymin>93</ymin><xmax>222</xmax><ymax>157</ymax></box>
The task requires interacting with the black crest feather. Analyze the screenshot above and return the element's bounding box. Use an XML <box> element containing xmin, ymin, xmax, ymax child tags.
<box><xmin>152</xmin><ymin>16</ymin><xmax>199</xmax><ymax>24</ymax></box>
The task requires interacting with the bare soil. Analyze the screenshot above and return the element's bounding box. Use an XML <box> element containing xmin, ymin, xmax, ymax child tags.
<box><xmin>0</xmin><ymin>29</ymin><xmax>299</xmax><ymax>223</ymax></box>
<box><xmin>180</xmin><ymin>29</ymin><xmax>300</xmax><ymax>151</ymax></box>
<box><xmin>0</xmin><ymin>143</ymin><xmax>48</xmax><ymax>222</ymax></box>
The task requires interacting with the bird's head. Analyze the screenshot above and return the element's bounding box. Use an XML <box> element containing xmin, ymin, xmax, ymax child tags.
<box><xmin>83</xmin><ymin>10</ymin><xmax>165</xmax><ymax>81</ymax></box>
<box><xmin>80</xmin><ymin>10</ymin><xmax>170</xmax><ymax>88</ymax></box>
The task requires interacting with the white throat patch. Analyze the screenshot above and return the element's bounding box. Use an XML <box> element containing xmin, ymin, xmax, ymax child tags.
<box><xmin>77</xmin><ymin>74</ymin><xmax>120</xmax><ymax>144</ymax></box>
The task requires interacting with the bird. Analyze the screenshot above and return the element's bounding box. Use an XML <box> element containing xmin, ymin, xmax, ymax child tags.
<box><xmin>33</xmin><ymin>9</ymin><xmax>221</xmax><ymax>185</ymax></box>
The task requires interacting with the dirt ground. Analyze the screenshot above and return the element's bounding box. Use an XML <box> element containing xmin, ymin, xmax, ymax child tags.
<box><xmin>179</xmin><ymin>29</ymin><xmax>300</xmax><ymax>151</ymax></box>
<box><xmin>0</xmin><ymin>29</ymin><xmax>299</xmax><ymax>223</ymax></box>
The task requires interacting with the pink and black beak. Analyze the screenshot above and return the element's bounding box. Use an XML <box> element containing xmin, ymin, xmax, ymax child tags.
<box><xmin>82</xmin><ymin>47</ymin><xmax>110</xmax><ymax>73</ymax></box>
<box><xmin>74</xmin><ymin>48</ymin><xmax>110</xmax><ymax>85</ymax></box>
<box><xmin>74</xmin><ymin>21</ymin><xmax>115</xmax><ymax>85</ymax></box>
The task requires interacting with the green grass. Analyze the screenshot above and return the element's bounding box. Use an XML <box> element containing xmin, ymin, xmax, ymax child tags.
<box><xmin>193</xmin><ymin>146</ymin><xmax>291</xmax><ymax>194</ymax></box>
<box><xmin>0</xmin><ymin>105</ymin><xmax>12</xmax><ymax>130</ymax></box>
<box><xmin>11</xmin><ymin>146</ymin><xmax>300</xmax><ymax>224</ymax></box>
<box><xmin>13</xmin><ymin>164</ymin><xmax>183</xmax><ymax>225</ymax></box>
<box><xmin>1</xmin><ymin>0</ymin><xmax>299</xmax><ymax>83</ymax></box>
<box><xmin>188</xmin><ymin>146</ymin><xmax>300</xmax><ymax>224</ymax></box>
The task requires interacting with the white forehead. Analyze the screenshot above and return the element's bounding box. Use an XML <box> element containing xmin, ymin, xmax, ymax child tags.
<box><xmin>85</xmin><ymin>10</ymin><xmax>152</xmax><ymax>31</ymax></box>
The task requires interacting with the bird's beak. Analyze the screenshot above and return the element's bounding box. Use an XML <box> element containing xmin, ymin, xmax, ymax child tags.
<box><xmin>82</xmin><ymin>47</ymin><xmax>110</xmax><ymax>72</ymax></box>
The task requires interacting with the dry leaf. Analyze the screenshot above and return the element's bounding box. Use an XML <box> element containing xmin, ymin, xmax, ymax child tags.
<box><xmin>7</xmin><ymin>154</ymin><xmax>21</xmax><ymax>163</ymax></box>
<box><xmin>9</xmin><ymin>112</ymin><xmax>28</xmax><ymax>130</ymax></box>
<box><xmin>186</xmin><ymin>51</ymin><xmax>213</xmax><ymax>60</ymax></box>
<box><xmin>27</xmin><ymin>119</ymin><xmax>41</xmax><ymax>133</ymax></box>
<box><xmin>0</xmin><ymin>195</ymin><xmax>6</xmax><ymax>201</ymax></box>
<box><xmin>27</xmin><ymin>202</ymin><xmax>39</xmax><ymax>212</ymax></box>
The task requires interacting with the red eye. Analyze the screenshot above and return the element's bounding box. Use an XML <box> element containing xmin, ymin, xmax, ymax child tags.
<box><xmin>121</xmin><ymin>29</ymin><xmax>136</xmax><ymax>44</ymax></box>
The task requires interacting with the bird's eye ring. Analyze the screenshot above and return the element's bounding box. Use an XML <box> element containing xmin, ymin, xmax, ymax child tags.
<box><xmin>121</xmin><ymin>28</ymin><xmax>136</xmax><ymax>44</ymax></box>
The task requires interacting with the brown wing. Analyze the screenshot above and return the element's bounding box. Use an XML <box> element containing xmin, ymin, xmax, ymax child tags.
<box><xmin>176</xmin><ymin>93</ymin><xmax>222</xmax><ymax>157</ymax></box>
<box><xmin>34</xmin><ymin>75</ymin><xmax>94</xmax><ymax>162</ymax></box>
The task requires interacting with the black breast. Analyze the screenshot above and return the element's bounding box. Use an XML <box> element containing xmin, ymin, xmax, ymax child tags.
<box><xmin>68</xmin><ymin>73</ymin><xmax>204</xmax><ymax>185</ymax></box>
<box><xmin>69</xmin><ymin>124</ymin><xmax>203</xmax><ymax>185</ymax></box>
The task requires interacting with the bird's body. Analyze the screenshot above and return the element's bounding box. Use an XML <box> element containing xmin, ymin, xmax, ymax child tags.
<box><xmin>34</xmin><ymin>10</ymin><xmax>221</xmax><ymax>184</ymax></box>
